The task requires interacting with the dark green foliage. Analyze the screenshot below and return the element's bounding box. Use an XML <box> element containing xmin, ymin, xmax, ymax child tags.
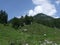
<box><xmin>0</xmin><ymin>10</ymin><xmax>8</xmax><ymax>24</ymax></box>
<box><xmin>33</xmin><ymin>13</ymin><xmax>54</xmax><ymax>26</ymax></box>
<box><xmin>24</xmin><ymin>15</ymin><xmax>33</xmax><ymax>25</ymax></box>
<box><xmin>9</xmin><ymin>16</ymin><xmax>24</xmax><ymax>29</ymax></box>
<box><xmin>10</xmin><ymin>42</ymin><xmax>15</xmax><ymax>45</ymax></box>
<box><xmin>8</xmin><ymin>13</ymin><xmax>60</xmax><ymax>29</ymax></box>
<box><xmin>19</xmin><ymin>16</ymin><xmax>24</xmax><ymax>27</ymax></box>
<box><xmin>9</xmin><ymin>15</ymin><xmax>33</xmax><ymax>29</ymax></box>
<box><xmin>11</xmin><ymin>17</ymin><xmax>20</xmax><ymax>29</ymax></box>
<box><xmin>53</xmin><ymin>18</ymin><xmax>60</xmax><ymax>28</ymax></box>
<box><xmin>33</xmin><ymin>13</ymin><xmax>60</xmax><ymax>28</ymax></box>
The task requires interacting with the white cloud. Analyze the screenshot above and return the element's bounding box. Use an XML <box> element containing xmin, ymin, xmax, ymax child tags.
<box><xmin>16</xmin><ymin>16</ymin><xmax>21</xmax><ymax>18</ymax></box>
<box><xmin>56</xmin><ymin>0</ymin><xmax>60</xmax><ymax>5</ymax></box>
<box><xmin>28</xmin><ymin>0</ymin><xmax>57</xmax><ymax>17</ymax></box>
<box><xmin>28</xmin><ymin>6</ymin><xmax>43</xmax><ymax>16</ymax></box>
<box><xmin>32</xmin><ymin>0</ymin><xmax>50</xmax><ymax>5</ymax></box>
<box><xmin>28</xmin><ymin>10</ymin><xmax>34</xmax><ymax>16</ymax></box>
<box><xmin>53</xmin><ymin>16</ymin><xmax>59</xmax><ymax>18</ymax></box>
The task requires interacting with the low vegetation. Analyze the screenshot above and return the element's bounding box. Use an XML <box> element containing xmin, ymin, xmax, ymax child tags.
<box><xmin>0</xmin><ymin>23</ymin><xmax>60</xmax><ymax>45</ymax></box>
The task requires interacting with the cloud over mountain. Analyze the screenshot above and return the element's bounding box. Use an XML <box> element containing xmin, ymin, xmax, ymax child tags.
<box><xmin>28</xmin><ymin>0</ymin><xmax>57</xmax><ymax>17</ymax></box>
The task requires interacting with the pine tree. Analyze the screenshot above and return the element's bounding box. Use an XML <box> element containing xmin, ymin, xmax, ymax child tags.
<box><xmin>0</xmin><ymin>10</ymin><xmax>8</xmax><ymax>24</ymax></box>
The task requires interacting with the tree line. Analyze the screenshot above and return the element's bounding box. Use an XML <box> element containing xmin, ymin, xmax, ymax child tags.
<box><xmin>9</xmin><ymin>15</ymin><xmax>33</xmax><ymax>29</ymax></box>
<box><xmin>0</xmin><ymin>10</ymin><xmax>60</xmax><ymax>29</ymax></box>
<box><xmin>0</xmin><ymin>10</ymin><xmax>33</xmax><ymax>29</ymax></box>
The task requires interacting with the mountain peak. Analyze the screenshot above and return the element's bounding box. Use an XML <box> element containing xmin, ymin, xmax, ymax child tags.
<box><xmin>34</xmin><ymin>13</ymin><xmax>54</xmax><ymax>21</ymax></box>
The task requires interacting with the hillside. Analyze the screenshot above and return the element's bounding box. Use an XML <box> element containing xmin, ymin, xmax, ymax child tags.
<box><xmin>0</xmin><ymin>23</ymin><xmax>60</xmax><ymax>45</ymax></box>
<box><xmin>34</xmin><ymin>13</ymin><xmax>54</xmax><ymax>21</ymax></box>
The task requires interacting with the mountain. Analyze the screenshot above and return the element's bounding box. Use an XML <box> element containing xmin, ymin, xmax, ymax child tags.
<box><xmin>0</xmin><ymin>23</ymin><xmax>60</xmax><ymax>45</ymax></box>
<box><xmin>34</xmin><ymin>13</ymin><xmax>54</xmax><ymax>21</ymax></box>
<box><xmin>33</xmin><ymin>13</ymin><xmax>55</xmax><ymax>27</ymax></box>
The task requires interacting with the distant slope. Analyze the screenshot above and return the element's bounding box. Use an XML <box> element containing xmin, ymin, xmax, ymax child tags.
<box><xmin>0</xmin><ymin>23</ymin><xmax>60</xmax><ymax>45</ymax></box>
<box><xmin>34</xmin><ymin>13</ymin><xmax>54</xmax><ymax>21</ymax></box>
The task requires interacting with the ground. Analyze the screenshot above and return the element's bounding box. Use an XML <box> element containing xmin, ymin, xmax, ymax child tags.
<box><xmin>0</xmin><ymin>23</ymin><xmax>60</xmax><ymax>45</ymax></box>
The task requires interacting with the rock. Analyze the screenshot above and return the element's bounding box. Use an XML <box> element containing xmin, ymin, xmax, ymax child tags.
<box><xmin>44</xmin><ymin>34</ymin><xmax>46</xmax><ymax>36</ymax></box>
<box><xmin>54</xmin><ymin>43</ymin><xmax>58</xmax><ymax>45</ymax></box>
<box><xmin>44</xmin><ymin>39</ymin><xmax>52</xmax><ymax>44</ymax></box>
<box><xmin>43</xmin><ymin>42</ymin><xmax>46</xmax><ymax>45</ymax></box>
<box><xmin>26</xmin><ymin>43</ymin><xmax>28</xmax><ymax>45</ymax></box>
<box><xmin>47</xmin><ymin>41</ymin><xmax>52</xmax><ymax>44</ymax></box>
<box><xmin>23</xmin><ymin>29</ymin><xmax>27</xmax><ymax>32</ymax></box>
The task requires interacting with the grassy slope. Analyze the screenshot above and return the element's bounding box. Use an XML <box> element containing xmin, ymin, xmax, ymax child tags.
<box><xmin>0</xmin><ymin>23</ymin><xmax>60</xmax><ymax>45</ymax></box>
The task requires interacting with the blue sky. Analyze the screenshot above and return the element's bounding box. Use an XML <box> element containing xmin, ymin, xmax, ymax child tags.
<box><xmin>0</xmin><ymin>0</ymin><xmax>60</xmax><ymax>19</ymax></box>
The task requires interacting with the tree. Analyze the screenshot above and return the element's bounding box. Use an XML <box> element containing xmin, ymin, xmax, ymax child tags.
<box><xmin>19</xmin><ymin>16</ymin><xmax>24</xmax><ymax>27</ymax></box>
<box><xmin>0</xmin><ymin>10</ymin><xmax>8</xmax><ymax>24</ymax></box>
<box><xmin>24</xmin><ymin>15</ymin><xmax>33</xmax><ymax>25</ymax></box>
<box><xmin>11</xmin><ymin>17</ymin><xmax>20</xmax><ymax>29</ymax></box>
<box><xmin>54</xmin><ymin>18</ymin><xmax>60</xmax><ymax>28</ymax></box>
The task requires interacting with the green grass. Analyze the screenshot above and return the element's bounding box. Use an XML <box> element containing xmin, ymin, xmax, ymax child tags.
<box><xmin>0</xmin><ymin>23</ymin><xmax>60</xmax><ymax>45</ymax></box>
